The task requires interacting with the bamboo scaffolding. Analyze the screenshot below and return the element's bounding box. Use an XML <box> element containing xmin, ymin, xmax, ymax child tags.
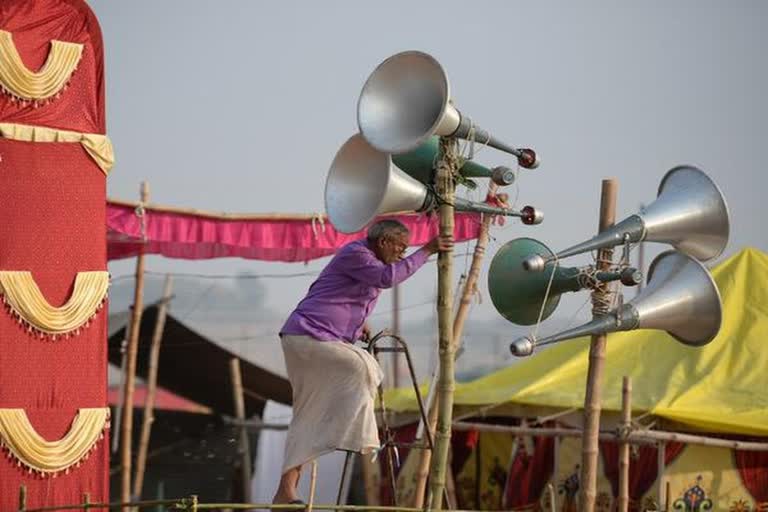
<box><xmin>618</xmin><ymin>376</ymin><xmax>632</xmax><ymax>512</ymax></box>
<box><xmin>133</xmin><ymin>275</ymin><xmax>174</xmax><ymax>500</ymax></box>
<box><xmin>427</xmin><ymin>137</ymin><xmax>460</xmax><ymax>511</ymax></box>
<box><xmin>412</xmin><ymin>184</ymin><xmax>500</xmax><ymax>508</ymax></box>
<box><xmin>580</xmin><ymin>179</ymin><xmax>617</xmax><ymax>512</ymax></box>
<box><xmin>121</xmin><ymin>181</ymin><xmax>150</xmax><ymax>508</ymax></box>
<box><xmin>452</xmin><ymin>421</ymin><xmax>768</xmax><ymax>451</ymax></box>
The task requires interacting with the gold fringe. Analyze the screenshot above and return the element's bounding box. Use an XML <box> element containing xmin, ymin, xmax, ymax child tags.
<box><xmin>0</xmin><ymin>408</ymin><xmax>109</xmax><ymax>476</ymax></box>
<box><xmin>0</xmin><ymin>122</ymin><xmax>113</xmax><ymax>176</ymax></box>
<box><xmin>0</xmin><ymin>30</ymin><xmax>83</xmax><ymax>102</ymax></box>
<box><xmin>0</xmin><ymin>271</ymin><xmax>109</xmax><ymax>338</ymax></box>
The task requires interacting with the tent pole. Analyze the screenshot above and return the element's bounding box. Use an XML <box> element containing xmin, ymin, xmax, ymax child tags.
<box><xmin>618</xmin><ymin>376</ymin><xmax>632</xmax><ymax>512</ymax></box>
<box><xmin>230</xmin><ymin>358</ymin><xmax>252</xmax><ymax>502</ymax></box>
<box><xmin>657</xmin><ymin>442</ymin><xmax>667</xmax><ymax>509</ymax></box>
<box><xmin>121</xmin><ymin>181</ymin><xmax>150</xmax><ymax>509</ymax></box>
<box><xmin>133</xmin><ymin>275</ymin><xmax>174</xmax><ymax>499</ymax></box>
<box><xmin>579</xmin><ymin>179</ymin><xmax>617</xmax><ymax>512</ymax></box>
<box><xmin>427</xmin><ymin>136</ymin><xmax>459</xmax><ymax>511</ymax></box>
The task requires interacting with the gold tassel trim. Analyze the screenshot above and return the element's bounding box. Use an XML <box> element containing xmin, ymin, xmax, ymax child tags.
<box><xmin>0</xmin><ymin>408</ymin><xmax>109</xmax><ymax>477</ymax></box>
<box><xmin>0</xmin><ymin>271</ymin><xmax>109</xmax><ymax>339</ymax></box>
<box><xmin>0</xmin><ymin>122</ymin><xmax>113</xmax><ymax>176</ymax></box>
<box><xmin>0</xmin><ymin>30</ymin><xmax>83</xmax><ymax>103</ymax></box>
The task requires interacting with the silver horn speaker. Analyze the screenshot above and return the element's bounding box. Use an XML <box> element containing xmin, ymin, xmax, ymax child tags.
<box><xmin>524</xmin><ymin>166</ymin><xmax>730</xmax><ymax>271</ymax></box>
<box><xmin>325</xmin><ymin>134</ymin><xmax>543</xmax><ymax>234</ymax></box>
<box><xmin>357</xmin><ymin>50</ymin><xmax>539</xmax><ymax>169</ymax></box>
<box><xmin>510</xmin><ymin>250</ymin><xmax>723</xmax><ymax>356</ymax></box>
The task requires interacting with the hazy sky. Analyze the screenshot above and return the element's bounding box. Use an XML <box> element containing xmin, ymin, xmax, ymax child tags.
<box><xmin>92</xmin><ymin>1</ymin><xmax>768</xmax><ymax>375</ymax></box>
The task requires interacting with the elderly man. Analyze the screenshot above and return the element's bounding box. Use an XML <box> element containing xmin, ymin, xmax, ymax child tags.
<box><xmin>273</xmin><ymin>219</ymin><xmax>452</xmax><ymax>504</ymax></box>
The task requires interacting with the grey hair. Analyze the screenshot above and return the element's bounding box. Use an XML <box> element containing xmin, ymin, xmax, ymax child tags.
<box><xmin>367</xmin><ymin>219</ymin><xmax>409</xmax><ymax>243</ymax></box>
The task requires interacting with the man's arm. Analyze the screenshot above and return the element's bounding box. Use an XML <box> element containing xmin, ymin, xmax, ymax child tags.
<box><xmin>338</xmin><ymin>236</ymin><xmax>453</xmax><ymax>289</ymax></box>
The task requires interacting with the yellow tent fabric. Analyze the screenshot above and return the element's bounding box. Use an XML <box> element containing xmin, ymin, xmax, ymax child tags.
<box><xmin>386</xmin><ymin>248</ymin><xmax>768</xmax><ymax>436</ymax></box>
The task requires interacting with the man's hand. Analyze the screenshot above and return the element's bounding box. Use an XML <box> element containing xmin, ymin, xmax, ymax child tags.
<box><xmin>361</xmin><ymin>323</ymin><xmax>372</xmax><ymax>342</ymax></box>
<box><xmin>423</xmin><ymin>234</ymin><xmax>454</xmax><ymax>255</ymax></box>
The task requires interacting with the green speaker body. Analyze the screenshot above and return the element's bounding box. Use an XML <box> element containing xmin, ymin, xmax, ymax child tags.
<box><xmin>489</xmin><ymin>238</ymin><xmax>582</xmax><ymax>325</ymax></box>
<box><xmin>392</xmin><ymin>136</ymin><xmax>499</xmax><ymax>185</ymax></box>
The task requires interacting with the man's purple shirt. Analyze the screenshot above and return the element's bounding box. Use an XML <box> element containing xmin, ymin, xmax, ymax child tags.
<box><xmin>280</xmin><ymin>239</ymin><xmax>430</xmax><ymax>343</ymax></box>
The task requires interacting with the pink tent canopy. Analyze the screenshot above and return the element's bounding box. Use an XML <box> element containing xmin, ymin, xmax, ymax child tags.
<box><xmin>107</xmin><ymin>199</ymin><xmax>485</xmax><ymax>263</ymax></box>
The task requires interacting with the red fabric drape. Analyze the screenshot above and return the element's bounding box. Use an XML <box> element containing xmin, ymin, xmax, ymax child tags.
<box><xmin>502</xmin><ymin>435</ymin><xmax>555</xmax><ymax>510</ymax></box>
<box><xmin>106</xmin><ymin>203</ymin><xmax>484</xmax><ymax>263</ymax></box>
<box><xmin>0</xmin><ymin>0</ymin><xmax>105</xmax><ymax>134</ymax></box>
<box><xmin>600</xmin><ymin>441</ymin><xmax>685</xmax><ymax>509</ymax></box>
<box><xmin>0</xmin><ymin>1</ymin><xmax>108</xmax><ymax>508</ymax></box>
<box><xmin>734</xmin><ymin>450</ymin><xmax>768</xmax><ymax>502</ymax></box>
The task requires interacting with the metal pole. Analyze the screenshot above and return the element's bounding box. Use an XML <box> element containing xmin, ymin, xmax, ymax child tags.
<box><xmin>579</xmin><ymin>179</ymin><xmax>617</xmax><ymax>512</ymax></box>
<box><xmin>133</xmin><ymin>275</ymin><xmax>174</xmax><ymax>499</ymax></box>
<box><xmin>427</xmin><ymin>136</ymin><xmax>459</xmax><ymax>511</ymax></box>
<box><xmin>392</xmin><ymin>284</ymin><xmax>401</xmax><ymax>388</ymax></box>
<box><xmin>121</xmin><ymin>181</ymin><xmax>150</xmax><ymax>509</ymax></box>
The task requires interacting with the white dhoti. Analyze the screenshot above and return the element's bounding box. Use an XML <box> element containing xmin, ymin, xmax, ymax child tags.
<box><xmin>280</xmin><ymin>334</ymin><xmax>384</xmax><ymax>474</ymax></box>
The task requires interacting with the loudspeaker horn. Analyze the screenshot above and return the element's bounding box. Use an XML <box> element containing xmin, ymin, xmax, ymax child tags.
<box><xmin>523</xmin><ymin>166</ymin><xmax>730</xmax><ymax>271</ymax></box>
<box><xmin>357</xmin><ymin>50</ymin><xmax>539</xmax><ymax>168</ymax></box>
<box><xmin>325</xmin><ymin>134</ymin><xmax>543</xmax><ymax>234</ymax></box>
<box><xmin>510</xmin><ymin>250</ymin><xmax>722</xmax><ymax>356</ymax></box>
<box><xmin>489</xmin><ymin>238</ymin><xmax>642</xmax><ymax>326</ymax></box>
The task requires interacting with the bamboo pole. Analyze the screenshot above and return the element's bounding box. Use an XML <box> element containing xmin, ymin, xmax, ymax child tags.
<box><xmin>121</xmin><ymin>181</ymin><xmax>150</xmax><ymax>508</ymax></box>
<box><xmin>82</xmin><ymin>493</ymin><xmax>90</xmax><ymax>512</ymax></box>
<box><xmin>230</xmin><ymin>358</ymin><xmax>252</xmax><ymax>502</ymax></box>
<box><xmin>618</xmin><ymin>377</ymin><xmax>632</xmax><ymax>512</ymax></box>
<box><xmin>412</xmin><ymin>184</ymin><xmax>499</xmax><ymax>509</ymax></box>
<box><xmin>453</xmin><ymin>421</ymin><xmax>768</xmax><ymax>451</ymax></box>
<box><xmin>580</xmin><ymin>179</ymin><xmax>617</xmax><ymax>512</ymax></box>
<box><xmin>427</xmin><ymin>136</ymin><xmax>459</xmax><ymax>511</ymax></box>
<box><xmin>308</xmin><ymin>461</ymin><xmax>318</xmax><ymax>512</ymax></box>
<box><xmin>107</xmin><ymin>198</ymin><xmax>433</xmax><ymax>222</ymax></box>
<box><xmin>18</xmin><ymin>484</ymin><xmax>27</xmax><ymax>512</ymax></box>
<box><xmin>656</xmin><ymin>442</ymin><xmax>666</xmax><ymax>509</ymax></box>
<box><xmin>133</xmin><ymin>275</ymin><xmax>174</xmax><ymax>499</ymax></box>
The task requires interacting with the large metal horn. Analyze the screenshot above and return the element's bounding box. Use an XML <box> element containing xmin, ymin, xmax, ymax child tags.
<box><xmin>489</xmin><ymin>238</ymin><xmax>642</xmax><ymax>326</ymax></box>
<box><xmin>524</xmin><ymin>166</ymin><xmax>730</xmax><ymax>271</ymax></box>
<box><xmin>510</xmin><ymin>250</ymin><xmax>723</xmax><ymax>356</ymax></box>
<box><xmin>324</xmin><ymin>134</ymin><xmax>543</xmax><ymax>234</ymax></box>
<box><xmin>357</xmin><ymin>50</ymin><xmax>539</xmax><ymax>168</ymax></box>
<box><xmin>393</xmin><ymin>136</ymin><xmax>517</xmax><ymax>187</ymax></box>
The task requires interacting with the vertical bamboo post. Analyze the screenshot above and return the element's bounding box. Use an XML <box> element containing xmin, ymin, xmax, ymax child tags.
<box><xmin>307</xmin><ymin>460</ymin><xmax>318</xmax><ymax>512</ymax></box>
<box><xmin>618</xmin><ymin>376</ymin><xmax>632</xmax><ymax>512</ymax></box>
<box><xmin>18</xmin><ymin>485</ymin><xmax>26</xmax><ymax>512</ymax></box>
<box><xmin>579</xmin><ymin>179</ymin><xmax>617</xmax><ymax>512</ymax></box>
<box><xmin>412</xmin><ymin>183</ymin><xmax>499</xmax><ymax>509</ymax></box>
<box><xmin>657</xmin><ymin>442</ymin><xmax>667</xmax><ymax>508</ymax></box>
<box><xmin>133</xmin><ymin>275</ymin><xmax>174</xmax><ymax>499</ymax></box>
<box><xmin>665</xmin><ymin>481</ymin><xmax>671</xmax><ymax>511</ymax></box>
<box><xmin>121</xmin><ymin>181</ymin><xmax>150</xmax><ymax>508</ymax></box>
<box><xmin>230</xmin><ymin>358</ymin><xmax>252</xmax><ymax>502</ymax></box>
<box><xmin>427</xmin><ymin>136</ymin><xmax>459</xmax><ymax>511</ymax></box>
<box><xmin>552</xmin><ymin>436</ymin><xmax>560</xmax><ymax>511</ymax></box>
<box><xmin>82</xmin><ymin>492</ymin><xmax>91</xmax><ymax>512</ymax></box>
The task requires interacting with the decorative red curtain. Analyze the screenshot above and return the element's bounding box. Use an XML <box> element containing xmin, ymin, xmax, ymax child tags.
<box><xmin>600</xmin><ymin>440</ymin><xmax>685</xmax><ymax>509</ymax></box>
<box><xmin>734</xmin><ymin>450</ymin><xmax>768</xmax><ymax>502</ymax></box>
<box><xmin>0</xmin><ymin>1</ymin><xmax>108</xmax><ymax>509</ymax></box>
<box><xmin>502</xmin><ymin>432</ymin><xmax>555</xmax><ymax>510</ymax></box>
<box><xmin>106</xmin><ymin>202</ymin><xmax>484</xmax><ymax>263</ymax></box>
